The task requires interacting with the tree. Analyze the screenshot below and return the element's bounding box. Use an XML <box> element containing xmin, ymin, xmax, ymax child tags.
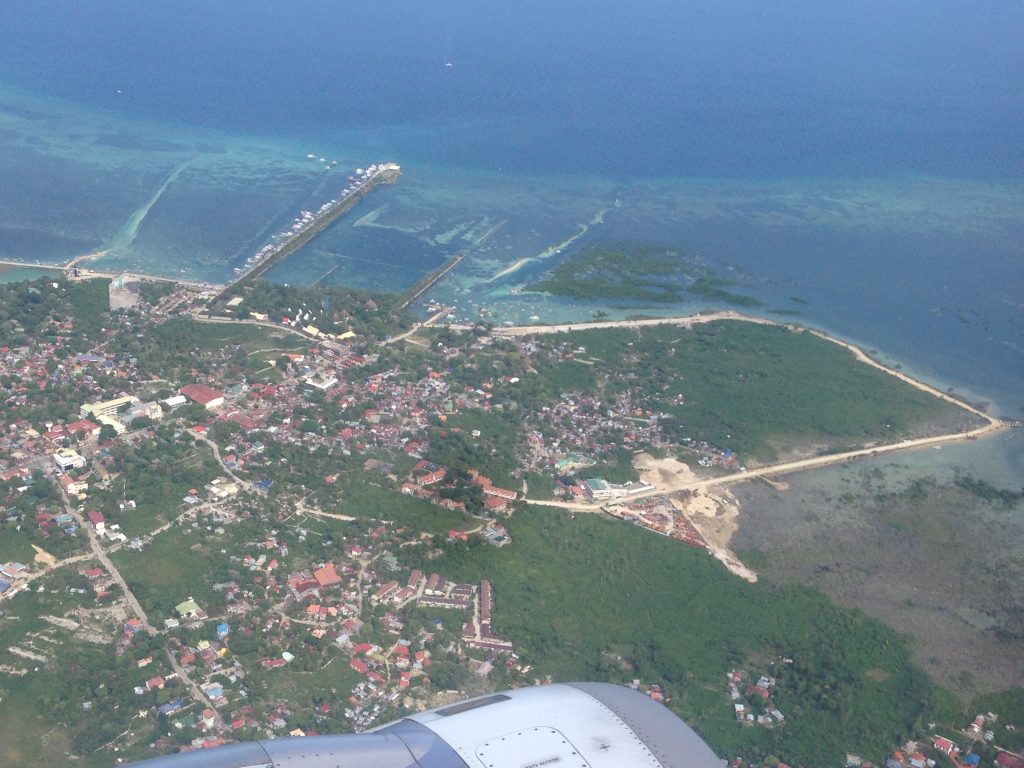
<box><xmin>99</xmin><ymin>424</ymin><xmax>118</xmax><ymax>442</ymax></box>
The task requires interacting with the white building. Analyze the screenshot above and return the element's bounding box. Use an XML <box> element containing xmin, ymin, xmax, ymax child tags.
<box><xmin>53</xmin><ymin>448</ymin><xmax>87</xmax><ymax>472</ymax></box>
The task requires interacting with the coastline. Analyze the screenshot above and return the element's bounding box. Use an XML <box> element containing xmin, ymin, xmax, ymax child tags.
<box><xmin>514</xmin><ymin>309</ymin><xmax>1009</xmax><ymax>580</ymax></box>
<box><xmin>1</xmin><ymin>252</ymin><xmax>1007</xmax><ymax>434</ymax></box>
<box><xmin>480</xmin><ymin>310</ymin><xmax>1002</xmax><ymax>425</ymax></box>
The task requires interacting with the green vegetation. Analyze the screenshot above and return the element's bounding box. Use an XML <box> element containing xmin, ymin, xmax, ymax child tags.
<box><xmin>109</xmin><ymin>315</ymin><xmax>299</xmax><ymax>381</ymax></box>
<box><xmin>427</xmin><ymin>410</ymin><xmax>522</xmax><ymax>488</ymax></box>
<box><xmin>111</xmin><ymin>527</ymin><xmax>225</xmax><ymax>620</ymax></box>
<box><xmin>527</xmin><ymin>244</ymin><xmax>761</xmax><ymax>306</ymax></box>
<box><xmin>0</xmin><ymin>277</ymin><xmax>109</xmax><ymax>350</ymax></box>
<box><xmin>0</xmin><ymin>653</ymin><xmax>173</xmax><ymax>768</ymax></box>
<box><xmin>342</xmin><ymin>473</ymin><xmax>466</xmax><ymax>532</ymax></box>
<box><xmin>687</xmin><ymin>275</ymin><xmax>763</xmax><ymax>307</ymax></box>
<box><xmin>215</xmin><ymin>279</ymin><xmax>408</xmax><ymax>339</ymax></box>
<box><xmin>138</xmin><ymin>280</ymin><xmax>176</xmax><ymax>305</ymax></box>
<box><xmin>972</xmin><ymin>689</ymin><xmax>1024</xmax><ymax>752</ymax></box>
<box><xmin>517</xmin><ymin>322</ymin><xmax>969</xmax><ymax>462</ymax></box>
<box><xmin>528</xmin><ymin>244</ymin><xmax>688</xmax><ymax>302</ymax></box>
<box><xmin>0</xmin><ymin>587</ymin><xmax>161</xmax><ymax>768</ymax></box>
<box><xmin>401</xmin><ymin>506</ymin><xmax>947</xmax><ymax>766</ymax></box>
<box><xmin>91</xmin><ymin>427</ymin><xmax>222</xmax><ymax>536</ymax></box>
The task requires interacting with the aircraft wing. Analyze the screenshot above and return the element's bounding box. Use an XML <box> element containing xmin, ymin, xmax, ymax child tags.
<box><xmin>122</xmin><ymin>682</ymin><xmax>722</xmax><ymax>768</ymax></box>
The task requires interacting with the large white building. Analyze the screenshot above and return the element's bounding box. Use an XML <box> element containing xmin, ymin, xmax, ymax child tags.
<box><xmin>53</xmin><ymin>448</ymin><xmax>87</xmax><ymax>472</ymax></box>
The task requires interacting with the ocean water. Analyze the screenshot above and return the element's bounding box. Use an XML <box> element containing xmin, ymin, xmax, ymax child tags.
<box><xmin>0</xmin><ymin>1</ymin><xmax>1021</xmax><ymax>422</ymax></box>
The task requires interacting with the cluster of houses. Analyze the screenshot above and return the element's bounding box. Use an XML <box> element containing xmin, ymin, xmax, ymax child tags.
<box><xmin>507</xmin><ymin>336</ymin><xmax>747</xmax><ymax>486</ymax></box>
<box><xmin>399</xmin><ymin>462</ymin><xmax>519</xmax><ymax>516</ymax></box>
<box><xmin>841</xmin><ymin>709</ymin><xmax>1021</xmax><ymax>768</ymax></box>
<box><xmin>727</xmin><ymin>670</ymin><xmax>785</xmax><ymax>727</ymax></box>
<box><xmin>0</xmin><ymin>561</ymin><xmax>29</xmax><ymax>596</ymax></box>
<box><xmin>0</xmin><ymin>281</ymin><xmax>773</xmax><ymax>757</ymax></box>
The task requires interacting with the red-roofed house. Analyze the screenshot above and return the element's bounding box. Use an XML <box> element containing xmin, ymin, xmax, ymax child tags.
<box><xmin>146</xmin><ymin>676</ymin><xmax>166</xmax><ymax>691</ymax></box>
<box><xmin>312</xmin><ymin>563</ymin><xmax>342</xmax><ymax>588</ymax></box>
<box><xmin>180</xmin><ymin>384</ymin><xmax>225</xmax><ymax>410</ymax></box>
<box><xmin>484</xmin><ymin>495</ymin><xmax>509</xmax><ymax>513</ymax></box>
<box><xmin>416</xmin><ymin>469</ymin><xmax>445</xmax><ymax>486</ymax></box>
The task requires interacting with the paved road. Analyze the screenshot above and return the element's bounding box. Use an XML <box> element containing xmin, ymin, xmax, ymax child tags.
<box><xmin>0</xmin><ymin>553</ymin><xmax>94</xmax><ymax>601</ymax></box>
<box><xmin>54</xmin><ymin>479</ymin><xmax>154</xmax><ymax>631</ymax></box>
<box><xmin>384</xmin><ymin>308</ymin><xmax>450</xmax><ymax>345</ymax></box>
<box><xmin>192</xmin><ymin>432</ymin><xmax>254</xmax><ymax>491</ymax></box>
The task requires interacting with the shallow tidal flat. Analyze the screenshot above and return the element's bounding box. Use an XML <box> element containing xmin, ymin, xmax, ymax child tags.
<box><xmin>730</xmin><ymin>430</ymin><xmax>1024</xmax><ymax>696</ymax></box>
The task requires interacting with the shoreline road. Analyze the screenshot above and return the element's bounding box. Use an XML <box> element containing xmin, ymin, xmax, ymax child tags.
<box><xmin>527</xmin><ymin>420</ymin><xmax>1006</xmax><ymax>512</ymax></box>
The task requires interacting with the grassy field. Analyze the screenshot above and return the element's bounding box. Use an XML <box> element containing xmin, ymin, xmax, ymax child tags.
<box><xmin>110</xmin><ymin>527</ymin><xmax>225</xmax><ymax>621</ymax></box>
<box><xmin>0</xmin><ymin>527</ymin><xmax>42</xmax><ymax>564</ymax></box>
<box><xmin>0</xmin><ymin>588</ymin><xmax>120</xmax><ymax>767</ymax></box>
<box><xmin>341</xmin><ymin>473</ymin><xmax>465</xmax><ymax>533</ymax></box>
<box><xmin>402</xmin><ymin>505</ymin><xmax>949</xmax><ymax>766</ymax></box>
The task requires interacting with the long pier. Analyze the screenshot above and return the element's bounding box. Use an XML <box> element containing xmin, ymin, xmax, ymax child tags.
<box><xmin>394</xmin><ymin>219</ymin><xmax>506</xmax><ymax>314</ymax></box>
<box><xmin>217</xmin><ymin>163</ymin><xmax>401</xmax><ymax>300</ymax></box>
<box><xmin>395</xmin><ymin>252</ymin><xmax>467</xmax><ymax>314</ymax></box>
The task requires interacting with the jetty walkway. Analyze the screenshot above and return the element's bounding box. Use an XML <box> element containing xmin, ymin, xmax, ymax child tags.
<box><xmin>216</xmin><ymin>162</ymin><xmax>401</xmax><ymax>300</ymax></box>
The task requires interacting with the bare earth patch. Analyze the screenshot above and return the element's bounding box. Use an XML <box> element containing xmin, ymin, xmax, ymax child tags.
<box><xmin>634</xmin><ymin>453</ymin><xmax>758</xmax><ymax>582</ymax></box>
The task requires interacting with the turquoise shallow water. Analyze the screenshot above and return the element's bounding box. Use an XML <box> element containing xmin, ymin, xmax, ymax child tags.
<box><xmin>0</xmin><ymin>83</ymin><xmax>1021</xmax><ymax>418</ymax></box>
<box><xmin>0</xmin><ymin>265</ymin><xmax>61</xmax><ymax>284</ymax></box>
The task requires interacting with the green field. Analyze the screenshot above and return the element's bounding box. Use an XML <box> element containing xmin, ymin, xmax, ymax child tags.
<box><xmin>111</xmin><ymin>527</ymin><xmax>226</xmax><ymax>621</ymax></box>
<box><xmin>341</xmin><ymin>473</ymin><xmax>466</xmax><ymax>533</ymax></box>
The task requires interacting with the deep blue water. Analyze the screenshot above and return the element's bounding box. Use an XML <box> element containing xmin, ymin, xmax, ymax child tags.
<box><xmin>1</xmin><ymin>0</ymin><xmax>1021</xmax><ymax>178</ymax></box>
